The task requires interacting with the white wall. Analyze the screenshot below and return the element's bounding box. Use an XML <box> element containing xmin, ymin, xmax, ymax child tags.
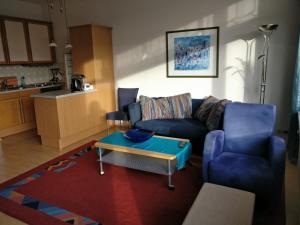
<box><xmin>64</xmin><ymin>0</ymin><xmax>300</xmax><ymax>130</ymax></box>
<box><xmin>0</xmin><ymin>0</ymin><xmax>44</xmax><ymax>20</ymax></box>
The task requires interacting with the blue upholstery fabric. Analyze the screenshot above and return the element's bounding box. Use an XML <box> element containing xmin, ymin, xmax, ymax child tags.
<box><xmin>118</xmin><ymin>88</ymin><xmax>139</xmax><ymax>113</ymax></box>
<box><xmin>203</xmin><ymin>102</ymin><xmax>286</xmax><ymax>201</ymax></box>
<box><xmin>209</xmin><ymin>152</ymin><xmax>274</xmax><ymax>198</ymax></box>
<box><xmin>128</xmin><ymin>99</ymin><xmax>208</xmax><ymax>153</ymax></box>
<box><xmin>223</xmin><ymin>103</ymin><xmax>275</xmax><ymax>156</ymax></box>
<box><xmin>192</xmin><ymin>99</ymin><xmax>204</xmax><ymax>115</ymax></box>
<box><xmin>106</xmin><ymin>111</ymin><xmax>128</xmax><ymax>120</ymax></box>
<box><xmin>135</xmin><ymin>119</ymin><xmax>207</xmax><ymax>140</ymax></box>
<box><xmin>128</xmin><ymin>102</ymin><xmax>142</xmax><ymax>125</ymax></box>
<box><xmin>202</xmin><ymin>130</ymin><xmax>224</xmax><ymax>181</ymax></box>
<box><xmin>106</xmin><ymin>88</ymin><xmax>139</xmax><ymax>123</ymax></box>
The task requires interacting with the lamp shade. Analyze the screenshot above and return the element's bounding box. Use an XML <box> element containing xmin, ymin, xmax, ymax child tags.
<box><xmin>258</xmin><ymin>24</ymin><xmax>278</xmax><ymax>33</ymax></box>
<box><xmin>49</xmin><ymin>40</ymin><xmax>57</xmax><ymax>47</ymax></box>
<box><xmin>65</xmin><ymin>43</ymin><xmax>72</xmax><ymax>49</ymax></box>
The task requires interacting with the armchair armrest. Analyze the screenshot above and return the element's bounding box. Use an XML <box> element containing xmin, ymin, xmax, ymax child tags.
<box><xmin>202</xmin><ymin>130</ymin><xmax>224</xmax><ymax>181</ymax></box>
<box><xmin>128</xmin><ymin>102</ymin><xmax>142</xmax><ymax>126</ymax></box>
<box><xmin>268</xmin><ymin>136</ymin><xmax>286</xmax><ymax>198</ymax></box>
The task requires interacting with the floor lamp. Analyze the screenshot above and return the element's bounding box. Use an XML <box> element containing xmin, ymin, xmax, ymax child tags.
<box><xmin>258</xmin><ymin>24</ymin><xmax>278</xmax><ymax>104</ymax></box>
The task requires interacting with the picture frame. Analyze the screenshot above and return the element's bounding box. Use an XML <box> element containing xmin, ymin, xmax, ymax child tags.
<box><xmin>166</xmin><ymin>26</ymin><xmax>219</xmax><ymax>78</ymax></box>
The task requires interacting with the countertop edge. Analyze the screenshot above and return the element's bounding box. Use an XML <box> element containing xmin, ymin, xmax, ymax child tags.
<box><xmin>32</xmin><ymin>89</ymin><xmax>97</xmax><ymax>99</ymax></box>
<box><xmin>0</xmin><ymin>83</ymin><xmax>64</xmax><ymax>94</ymax></box>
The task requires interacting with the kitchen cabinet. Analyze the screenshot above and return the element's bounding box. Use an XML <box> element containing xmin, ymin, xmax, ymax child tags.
<box><xmin>70</xmin><ymin>25</ymin><xmax>116</xmax><ymax>125</ymax></box>
<box><xmin>20</xmin><ymin>89</ymin><xmax>39</xmax><ymax>123</ymax></box>
<box><xmin>0</xmin><ymin>98</ymin><xmax>22</xmax><ymax>130</ymax></box>
<box><xmin>4</xmin><ymin>19</ymin><xmax>29</xmax><ymax>63</ymax></box>
<box><xmin>28</xmin><ymin>22</ymin><xmax>53</xmax><ymax>63</ymax></box>
<box><xmin>0</xmin><ymin>89</ymin><xmax>40</xmax><ymax>137</ymax></box>
<box><xmin>0</xmin><ymin>16</ymin><xmax>55</xmax><ymax>65</ymax></box>
<box><xmin>0</xmin><ymin>23</ymin><xmax>7</xmax><ymax>64</ymax></box>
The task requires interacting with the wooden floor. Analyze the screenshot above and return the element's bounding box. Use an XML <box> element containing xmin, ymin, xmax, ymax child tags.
<box><xmin>0</xmin><ymin>129</ymin><xmax>299</xmax><ymax>225</ymax></box>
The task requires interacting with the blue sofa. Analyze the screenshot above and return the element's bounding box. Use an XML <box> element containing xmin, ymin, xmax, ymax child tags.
<box><xmin>202</xmin><ymin>102</ymin><xmax>286</xmax><ymax>201</ymax></box>
<box><xmin>129</xmin><ymin>99</ymin><xmax>210</xmax><ymax>153</ymax></box>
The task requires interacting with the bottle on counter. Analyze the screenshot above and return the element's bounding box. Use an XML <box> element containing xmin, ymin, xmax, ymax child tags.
<box><xmin>20</xmin><ymin>76</ymin><xmax>26</xmax><ymax>88</ymax></box>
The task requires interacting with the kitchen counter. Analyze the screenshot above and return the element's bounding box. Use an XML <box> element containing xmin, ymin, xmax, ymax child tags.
<box><xmin>33</xmin><ymin>89</ymin><xmax>108</xmax><ymax>149</ymax></box>
<box><xmin>0</xmin><ymin>83</ymin><xmax>64</xmax><ymax>94</ymax></box>
<box><xmin>32</xmin><ymin>89</ymin><xmax>96</xmax><ymax>99</ymax></box>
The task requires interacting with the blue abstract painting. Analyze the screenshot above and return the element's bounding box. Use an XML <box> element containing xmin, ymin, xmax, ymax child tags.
<box><xmin>174</xmin><ymin>35</ymin><xmax>210</xmax><ymax>70</ymax></box>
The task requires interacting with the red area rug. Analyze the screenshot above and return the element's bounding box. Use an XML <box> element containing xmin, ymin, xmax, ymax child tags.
<box><xmin>0</xmin><ymin>141</ymin><xmax>286</xmax><ymax>225</ymax></box>
<box><xmin>0</xmin><ymin>142</ymin><xmax>202</xmax><ymax>225</ymax></box>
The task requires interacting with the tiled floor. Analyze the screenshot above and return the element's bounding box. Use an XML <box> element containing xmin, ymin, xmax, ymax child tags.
<box><xmin>0</xmin><ymin>129</ymin><xmax>299</xmax><ymax>225</ymax></box>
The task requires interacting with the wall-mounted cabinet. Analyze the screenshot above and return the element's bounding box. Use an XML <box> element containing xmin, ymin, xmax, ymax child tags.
<box><xmin>0</xmin><ymin>23</ymin><xmax>7</xmax><ymax>64</ymax></box>
<box><xmin>0</xmin><ymin>16</ymin><xmax>55</xmax><ymax>65</ymax></box>
<box><xmin>28</xmin><ymin>22</ymin><xmax>54</xmax><ymax>63</ymax></box>
<box><xmin>4</xmin><ymin>19</ymin><xmax>29</xmax><ymax>63</ymax></box>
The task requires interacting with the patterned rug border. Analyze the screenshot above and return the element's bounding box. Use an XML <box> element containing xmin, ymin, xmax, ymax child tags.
<box><xmin>0</xmin><ymin>141</ymin><xmax>102</xmax><ymax>225</ymax></box>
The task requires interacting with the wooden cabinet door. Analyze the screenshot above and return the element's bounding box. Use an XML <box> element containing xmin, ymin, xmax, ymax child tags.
<box><xmin>0</xmin><ymin>22</ymin><xmax>7</xmax><ymax>64</ymax></box>
<box><xmin>0</xmin><ymin>98</ymin><xmax>22</xmax><ymax>129</ymax></box>
<box><xmin>4</xmin><ymin>19</ymin><xmax>29</xmax><ymax>63</ymax></box>
<box><xmin>21</xmin><ymin>96</ymin><xmax>36</xmax><ymax>123</ymax></box>
<box><xmin>28</xmin><ymin>22</ymin><xmax>53</xmax><ymax>63</ymax></box>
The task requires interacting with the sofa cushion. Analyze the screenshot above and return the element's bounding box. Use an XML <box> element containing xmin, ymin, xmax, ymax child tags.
<box><xmin>194</xmin><ymin>96</ymin><xmax>219</xmax><ymax>122</ymax></box>
<box><xmin>140</xmin><ymin>95</ymin><xmax>173</xmax><ymax>121</ymax></box>
<box><xmin>209</xmin><ymin>152</ymin><xmax>274</xmax><ymax>197</ymax></box>
<box><xmin>168</xmin><ymin>93</ymin><xmax>192</xmax><ymax>119</ymax></box>
<box><xmin>135</xmin><ymin>119</ymin><xmax>208</xmax><ymax>140</ymax></box>
<box><xmin>206</xmin><ymin>99</ymin><xmax>231</xmax><ymax>131</ymax></box>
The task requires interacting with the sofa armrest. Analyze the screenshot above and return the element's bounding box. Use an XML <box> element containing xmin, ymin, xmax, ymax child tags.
<box><xmin>202</xmin><ymin>130</ymin><xmax>224</xmax><ymax>181</ymax></box>
<box><xmin>128</xmin><ymin>102</ymin><xmax>142</xmax><ymax>126</ymax></box>
<box><xmin>268</xmin><ymin>136</ymin><xmax>286</xmax><ymax>198</ymax></box>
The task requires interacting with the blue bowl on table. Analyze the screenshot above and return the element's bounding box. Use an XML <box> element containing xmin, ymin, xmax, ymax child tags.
<box><xmin>123</xmin><ymin>129</ymin><xmax>155</xmax><ymax>143</ymax></box>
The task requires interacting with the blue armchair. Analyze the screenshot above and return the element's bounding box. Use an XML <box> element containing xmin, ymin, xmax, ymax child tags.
<box><xmin>203</xmin><ymin>102</ymin><xmax>285</xmax><ymax>201</ymax></box>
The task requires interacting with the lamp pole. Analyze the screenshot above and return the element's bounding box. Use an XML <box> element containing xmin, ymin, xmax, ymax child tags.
<box><xmin>258</xmin><ymin>24</ymin><xmax>278</xmax><ymax>104</ymax></box>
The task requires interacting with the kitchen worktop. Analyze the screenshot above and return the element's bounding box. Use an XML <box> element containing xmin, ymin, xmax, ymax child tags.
<box><xmin>0</xmin><ymin>83</ymin><xmax>64</xmax><ymax>94</ymax></box>
<box><xmin>31</xmin><ymin>89</ymin><xmax>96</xmax><ymax>99</ymax></box>
<box><xmin>34</xmin><ymin>88</ymin><xmax>105</xmax><ymax>149</ymax></box>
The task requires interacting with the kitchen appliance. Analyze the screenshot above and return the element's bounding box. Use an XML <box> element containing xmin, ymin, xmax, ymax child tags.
<box><xmin>84</xmin><ymin>83</ymin><xmax>94</xmax><ymax>91</ymax></box>
<box><xmin>0</xmin><ymin>76</ymin><xmax>18</xmax><ymax>90</ymax></box>
<box><xmin>71</xmin><ymin>74</ymin><xmax>85</xmax><ymax>92</ymax></box>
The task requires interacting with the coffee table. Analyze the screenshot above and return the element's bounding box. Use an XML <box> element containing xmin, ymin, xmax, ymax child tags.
<box><xmin>94</xmin><ymin>131</ymin><xmax>192</xmax><ymax>189</ymax></box>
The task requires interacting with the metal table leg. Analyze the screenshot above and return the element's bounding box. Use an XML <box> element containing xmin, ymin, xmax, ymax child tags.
<box><xmin>168</xmin><ymin>159</ymin><xmax>175</xmax><ymax>190</ymax></box>
<box><xmin>99</xmin><ymin>148</ymin><xmax>105</xmax><ymax>175</ymax></box>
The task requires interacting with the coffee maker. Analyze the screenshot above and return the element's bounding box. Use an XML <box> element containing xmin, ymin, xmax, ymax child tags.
<box><xmin>71</xmin><ymin>75</ymin><xmax>85</xmax><ymax>92</ymax></box>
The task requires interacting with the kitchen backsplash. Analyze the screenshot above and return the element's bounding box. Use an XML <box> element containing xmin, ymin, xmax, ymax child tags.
<box><xmin>0</xmin><ymin>65</ymin><xmax>52</xmax><ymax>85</ymax></box>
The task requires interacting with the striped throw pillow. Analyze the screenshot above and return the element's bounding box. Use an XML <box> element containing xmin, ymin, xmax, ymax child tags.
<box><xmin>168</xmin><ymin>93</ymin><xmax>192</xmax><ymax>119</ymax></box>
<box><xmin>140</xmin><ymin>95</ymin><xmax>173</xmax><ymax>121</ymax></box>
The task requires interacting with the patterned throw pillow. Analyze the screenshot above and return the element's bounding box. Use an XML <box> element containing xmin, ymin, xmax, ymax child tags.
<box><xmin>168</xmin><ymin>93</ymin><xmax>192</xmax><ymax>119</ymax></box>
<box><xmin>140</xmin><ymin>95</ymin><xmax>173</xmax><ymax>121</ymax></box>
<box><xmin>194</xmin><ymin>96</ymin><xmax>219</xmax><ymax>122</ymax></box>
<box><xmin>206</xmin><ymin>99</ymin><xmax>231</xmax><ymax>131</ymax></box>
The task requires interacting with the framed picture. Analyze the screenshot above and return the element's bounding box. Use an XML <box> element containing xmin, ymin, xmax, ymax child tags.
<box><xmin>166</xmin><ymin>26</ymin><xmax>219</xmax><ymax>78</ymax></box>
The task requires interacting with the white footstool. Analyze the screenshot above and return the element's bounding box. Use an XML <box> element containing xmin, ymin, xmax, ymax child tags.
<box><xmin>183</xmin><ymin>183</ymin><xmax>255</xmax><ymax>225</ymax></box>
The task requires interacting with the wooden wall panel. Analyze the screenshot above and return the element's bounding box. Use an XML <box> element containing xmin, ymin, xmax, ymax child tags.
<box><xmin>70</xmin><ymin>25</ymin><xmax>95</xmax><ymax>84</ymax></box>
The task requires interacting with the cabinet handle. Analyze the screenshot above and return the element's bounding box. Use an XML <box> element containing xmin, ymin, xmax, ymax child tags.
<box><xmin>19</xmin><ymin>98</ymin><xmax>25</xmax><ymax>123</ymax></box>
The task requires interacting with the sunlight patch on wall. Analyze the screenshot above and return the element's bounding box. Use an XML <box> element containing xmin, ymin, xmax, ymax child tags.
<box><xmin>224</xmin><ymin>38</ymin><xmax>257</xmax><ymax>102</ymax></box>
<box><xmin>114</xmin><ymin>35</ymin><xmax>165</xmax><ymax>79</ymax></box>
<box><xmin>116</xmin><ymin>63</ymin><xmax>213</xmax><ymax>98</ymax></box>
<box><xmin>226</xmin><ymin>0</ymin><xmax>259</xmax><ymax>28</ymax></box>
<box><xmin>181</xmin><ymin>14</ymin><xmax>214</xmax><ymax>30</ymax></box>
